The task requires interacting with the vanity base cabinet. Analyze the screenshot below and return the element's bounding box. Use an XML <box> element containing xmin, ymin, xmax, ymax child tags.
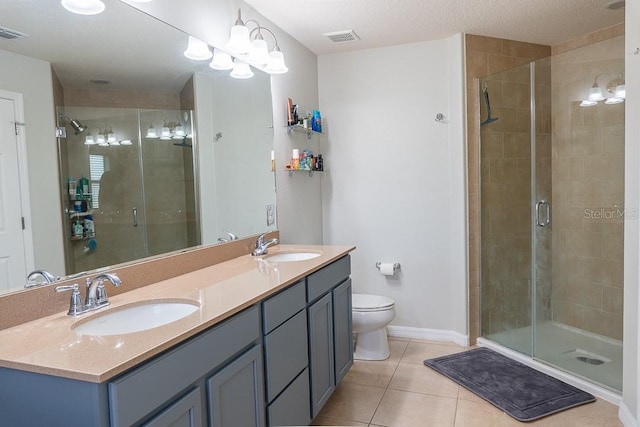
<box><xmin>267</xmin><ymin>368</ymin><xmax>311</xmax><ymax>427</ymax></box>
<box><xmin>207</xmin><ymin>344</ymin><xmax>265</xmax><ymax>427</ymax></box>
<box><xmin>307</xmin><ymin>255</ymin><xmax>353</xmax><ymax>419</ymax></box>
<box><xmin>143</xmin><ymin>387</ymin><xmax>203</xmax><ymax>427</ymax></box>
<box><xmin>308</xmin><ymin>292</ymin><xmax>335</xmax><ymax>417</ymax></box>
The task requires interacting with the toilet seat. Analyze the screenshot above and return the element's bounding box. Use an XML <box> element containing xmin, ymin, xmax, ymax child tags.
<box><xmin>352</xmin><ymin>294</ymin><xmax>394</xmax><ymax>312</ymax></box>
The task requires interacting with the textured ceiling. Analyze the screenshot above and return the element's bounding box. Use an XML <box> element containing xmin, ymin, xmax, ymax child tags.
<box><xmin>244</xmin><ymin>0</ymin><xmax>625</xmax><ymax>55</ymax></box>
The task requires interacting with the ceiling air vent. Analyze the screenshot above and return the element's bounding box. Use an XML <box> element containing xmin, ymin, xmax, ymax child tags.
<box><xmin>0</xmin><ymin>26</ymin><xmax>29</xmax><ymax>40</ymax></box>
<box><xmin>324</xmin><ymin>30</ymin><xmax>360</xmax><ymax>43</ymax></box>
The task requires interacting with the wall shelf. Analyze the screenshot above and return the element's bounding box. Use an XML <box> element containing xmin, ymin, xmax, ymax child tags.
<box><xmin>287</xmin><ymin>169</ymin><xmax>323</xmax><ymax>177</ymax></box>
<box><xmin>286</xmin><ymin>125</ymin><xmax>322</xmax><ymax>139</ymax></box>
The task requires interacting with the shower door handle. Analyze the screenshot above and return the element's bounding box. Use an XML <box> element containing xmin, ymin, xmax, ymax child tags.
<box><xmin>535</xmin><ymin>201</ymin><xmax>550</xmax><ymax>227</ymax></box>
<box><xmin>132</xmin><ymin>207</ymin><xmax>138</xmax><ymax>227</ymax></box>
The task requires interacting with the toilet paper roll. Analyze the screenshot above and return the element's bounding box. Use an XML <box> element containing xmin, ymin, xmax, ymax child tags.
<box><xmin>378</xmin><ymin>263</ymin><xmax>395</xmax><ymax>276</ymax></box>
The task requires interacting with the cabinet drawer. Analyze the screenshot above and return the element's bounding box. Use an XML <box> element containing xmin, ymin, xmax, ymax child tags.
<box><xmin>109</xmin><ymin>305</ymin><xmax>260</xmax><ymax>427</ymax></box>
<box><xmin>264</xmin><ymin>309</ymin><xmax>308</xmax><ymax>402</ymax></box>
<box><xmin>307</xmin><ymin>255</ymin><xmax>351</xmax><ymax>302</ymax></box>
<box><xmin>262</xmin><ymin>280</ymin><xmax>305</xmax><ymax>334</ymax></box>
<box><xmin>267</xmin><ymin>368</ymin><xmax>311</xmax><ymax>427</ymax></box>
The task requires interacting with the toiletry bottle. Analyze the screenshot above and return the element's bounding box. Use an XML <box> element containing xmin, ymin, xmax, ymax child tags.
<box><xmin>79</xmin><ymin>176</ymin><xmax>89</xmax><ymax>198</ymax></box>
<box><xmin>68</xmin><ymin>177</ymin><xmax>76</xmax><ymax>199</ymax></box>
<box><xmin>287</xmin><ymin>98</ymin><xmax>295</xmax><ymax>126</ymax></box>
<box><xmin>84</xmin><ymin>215</ymin><xmax>95</xmax><ymax>238</ymax></box>
<box><xmin>73</xmin><ymin>220</ymin><xmax>83</xmax><ymax>238</ymax></box>
<box><xmin>316</xmin><ymin>154</ymin><xmax>323</xmax><ymax>171</ymax></box>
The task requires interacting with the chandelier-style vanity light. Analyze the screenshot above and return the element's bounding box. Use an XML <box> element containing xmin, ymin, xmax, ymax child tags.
<box><xmin>580</xmin><ymin>73</ymin><xmax>626</xmax><ymax>107</ymax></box>
<box><xmin>184</xmin><ymin>9</ymin><xmax>288</xmax><ymax>78</ymax></box>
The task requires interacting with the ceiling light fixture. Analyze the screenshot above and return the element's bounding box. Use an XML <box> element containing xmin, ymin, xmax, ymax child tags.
<box><xmin>61</xmin><ymin>0</ymin><xmax>105</xmax><ymax>15</ymax></box>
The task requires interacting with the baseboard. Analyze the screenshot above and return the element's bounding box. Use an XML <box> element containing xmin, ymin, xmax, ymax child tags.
<box><xmin>386</xmin><ymin>325</ymin><xmax>469</xmax><ymax>347</ymax></box>
<box><xmin>619</xmin><ymin>402</ymin><xmax>637</xmax><ymax>427</ymax></box>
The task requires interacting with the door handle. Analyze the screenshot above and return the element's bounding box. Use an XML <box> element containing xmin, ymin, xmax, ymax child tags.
<box><xmin>535</xmin><ymin>201</ymin><xmax>550</xmax><ymax>227</ymax></box>
<box><xmin>132</xmin><ymin>207</ymin><xmax>138</xmax><ymax>227</ymax></box>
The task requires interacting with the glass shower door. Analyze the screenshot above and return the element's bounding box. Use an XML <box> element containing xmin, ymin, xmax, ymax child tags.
<box><xmin>479</xmin><ymin>61</ymin><xmax>534</xmax><ymax>356</ymax></box>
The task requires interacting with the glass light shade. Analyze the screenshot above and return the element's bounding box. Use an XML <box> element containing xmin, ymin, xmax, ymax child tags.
<box><xmin>146</xmin><ymin>125</ymin><xmax>158</xmax><ymax>138</ymax></box>
<box><xmin>588</xmin><ymin>86</ymin><xmax>605</xmax><ymax>102</ymax></box>
<box><xmin>61</xmin><ymin>0</ymin><xmax>105</xmax><ymax>15</ymax></box>
<box><xmin>173</xmin><ymin>125</ymin><xmax>186</xmax><ymax>138</ymax></box>
<box><xmin>160</xmin><ymin>126</ymin><xmax>172</xmax><ymax>140</ymax></box>
<box><xmin>96</xmin><ymin>133</ymin><xmax>106</xmax><ymax>144</ymax></box>
<box><xmin>84</xmin><ymin>134</ymin><xmax>95</xmax><ymax>145</ymax></box>
<box><xmin>226</xmin><ymin>25</ymin><xmax>252</xmax><ymax>54</ymax></box>
<box><xmin>264</xmin><ymin>50</ymin><xmax>288</xmax><ymax>74</ymax></box>
<box><xmin>580</xmin><ymin>100</ymin><xmax>597</xmax><ymax>107</ymax></box>
<box><xmin>184</xmin><ymin>36</ymin><xmax>212</xmax><ymax>61</ymax></box>
<box><xmin>615</xmin><ymin>84</ymin><xmax>626</xmax><ymax>99</ymax></box>
<box><xmin>107</xmin><ymin>132</ymin><xmax>117</xmax><ymax>143</ymax></box>
<box><xmin>109</xmin><ymin>140</ymin><xmax>121</xmax><ymax>146</ymax></box>
<box><xmin>248</xmin><ymin>39</ymin><xmax>270</xmax><ymax>65</ymax></box>
<box><xmin>605</xmin><ymin>97</ymin><xmax>624</xmax><ymax>105</ymax></box>
<box><xmin>210</xmin><ymin>48</ymin><xmax>234</xmax><ymax>70</ymax></box>
<box><xmin>120</xmin><ymin>139</ymin><xmax>133</xmax><ymax>145</ymax></box>
<box><xmin>230</xmin><ymin>60</ymin><xmax>254</xmax><ymax>79</ymax></box>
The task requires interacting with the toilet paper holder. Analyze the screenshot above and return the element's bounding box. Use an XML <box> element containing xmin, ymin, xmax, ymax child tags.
<box><xmin>375</xmin><ymin>262</ymin><xmax>401</xmax><ymax>272</ymax></box>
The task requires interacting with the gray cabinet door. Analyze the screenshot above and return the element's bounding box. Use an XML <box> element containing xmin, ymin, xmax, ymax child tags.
<box><xmin>143</xmin><ymin>387</ymin><xmax>203</xmax><ymax>427</ymax></box>
<box><xmin>308</xmin><ymin>292</ymin><xmax>335</xmax><ymax>418</ymax></box>
<box><xmin>333</xmin><ymin>278</ymin><xmax>353</xmax><ymax>385</ymax></box>
<box><xmin>207</xmin><ymin>344</ymin><xmax>265</xmax><ymax>427</ymax></box>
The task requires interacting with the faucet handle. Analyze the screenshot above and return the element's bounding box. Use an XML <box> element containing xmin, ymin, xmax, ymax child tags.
<box><xmin>55</xmin><ymin>284</ymin><xmax>84</xmax><ymax>316</ymax></box>
<box><xmin>256</xmin><ymin>233</ymin><xmax>266</xmax><ymax>247</ymax></box>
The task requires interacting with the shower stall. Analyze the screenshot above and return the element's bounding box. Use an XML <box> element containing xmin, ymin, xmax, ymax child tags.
<box><xmin>58</xmin><ymin>106</ymin><xmax>199</xmax><ymax>275</ymax></box>
<box><xmin>479</xmin><ymin>35</ymin><xmax>624</xmax><ymax>392</ymax></box>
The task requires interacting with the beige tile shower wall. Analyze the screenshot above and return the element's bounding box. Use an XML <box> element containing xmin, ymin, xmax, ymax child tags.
<box><xmin>465</xmin><ymin>35</ymin><xmax>550</xmax><ymax>343</ymax></box>
<box><xmin>549</xmin><ymin>35</ymin><xmax>625</xmax><ymax>341</ymax></box>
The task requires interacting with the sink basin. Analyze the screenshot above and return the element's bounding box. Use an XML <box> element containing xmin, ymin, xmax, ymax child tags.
<box><xmin>265</xmin><ymin>252</ymin><xmax>322</xmax><ymax>262</ymax></box>
<box><xmin>72</xmin><ymin>300</ymin><xmax>199</xmax><ymax>336</ymax></box>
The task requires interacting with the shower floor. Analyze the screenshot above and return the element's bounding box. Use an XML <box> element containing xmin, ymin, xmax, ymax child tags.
<box><xmin>485</xmin><ymin>321</ymin><xmax>622</xmax><ymax>392</ymax></box>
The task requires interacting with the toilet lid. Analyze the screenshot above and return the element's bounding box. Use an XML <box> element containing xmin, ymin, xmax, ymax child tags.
<box><xmin>352</xmin><ymin>294</ymin><xmax>395</xmax><ymax>311</ymax></box>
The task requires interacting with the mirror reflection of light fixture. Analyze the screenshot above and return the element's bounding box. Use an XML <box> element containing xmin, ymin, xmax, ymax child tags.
<box><xmin>230</xmin><ymin>60</ymin><xmax>254</xmax><ymax>79</ymax></box>
<box><xmin>120</xmin><ymin>140</ymin><xmax>133</xmax><ymax>145</ymax></box>
<box><xmin>146</xmin><ymin>124</ymin><xmax>158</xmax><ymax>139</ymax></box>
<box><xmin>580</xmin><ymin>73</ymin><xmax>625</xmax><ymax>107</ymax></box>
<box><xmin>184</xmin><ymin>36</ymin><xmax>212</xmax><ymax>61</ymax></box>
<box><xmin>61</xmin><ymin>0</ymin><xmax>105</xmax><ymax>15</ymax></box>
<box><xmin>210</xmin><ymin>48</ymin><xmax>234</xmax><ymax>71</ymax></box>
<box><xmin>84</xmin><ymin>133</ymin><xmax>95</xmax><ymax>145</ymax></box>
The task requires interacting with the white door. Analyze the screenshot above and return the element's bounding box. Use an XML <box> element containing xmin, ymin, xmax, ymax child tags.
<box><xmin>0</xmin><ymin>96</ymin><xmax>28</xmax><ymax>292</ymax></box>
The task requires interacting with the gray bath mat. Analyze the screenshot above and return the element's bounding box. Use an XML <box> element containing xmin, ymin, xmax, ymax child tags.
<box><xmin>424</xmin><ymin>347</ymin><xmax>595</xmax><ymax>422</ymax></box>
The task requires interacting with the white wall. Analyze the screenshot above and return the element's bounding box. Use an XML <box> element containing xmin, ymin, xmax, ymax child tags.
<box><xmin>0</xmin><ymin>49</ymin><xmax>65</xmax><ymax>277</ymax></box>
<box><xmin>123</xmin><ymin>0</ymin><xmax>323</xmax><ymax>244</ymax></box>
<box><xmin>622</xmin><ymin>0</ymin><xmax>640</xmax><ymax>424</ymax></box>
<box><xmin>318</xmin><ymin>35</ymin><xmax>468</xmax><ymax>340</ymax></box>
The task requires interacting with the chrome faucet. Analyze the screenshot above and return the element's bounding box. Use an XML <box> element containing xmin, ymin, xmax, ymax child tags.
<box><xmin>85</xmin><ymin>273</ymin><xmax>122</xmax><ymax>308</ymax></box>
<box><xmin>25</xmin><ymin>270</ymin><xmax>59</xmax><ymax>288</ymax></box>
<box><xmin>252</xmin><ymin>233</ymin><xmax>279</xmax><ymax>256</ymax></box>
<box><xmin>55</xmin><ymin>273</ymin><xmax>122</xmax><ymax>316</ymax></box>
<box><xmin>217</xmin><ymin>230</ymin><xmax>239</xmax><ymax>243</ymax></box>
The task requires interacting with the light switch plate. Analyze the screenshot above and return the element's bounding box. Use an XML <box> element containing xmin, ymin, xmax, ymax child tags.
<box><xmin>266</xmin><ymin>204</ymin><xmax>275</xmax><ymax>226</ymax></box>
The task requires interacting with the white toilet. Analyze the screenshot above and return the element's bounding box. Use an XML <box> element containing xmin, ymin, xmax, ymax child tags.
<box><xmin>352</xmin><ymin>294</ymin><xmax>396</xmax><ymax>360</ymax></box>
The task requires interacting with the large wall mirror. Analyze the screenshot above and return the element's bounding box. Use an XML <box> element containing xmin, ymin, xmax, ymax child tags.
<box><xmin>0</xmin><ymin>0</ymin><xmax>276</xmax><ymax>295</ymax></box>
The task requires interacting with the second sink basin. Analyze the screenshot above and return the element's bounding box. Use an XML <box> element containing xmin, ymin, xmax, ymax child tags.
<box><xmin>72</xmin><ymin>300</ymin><xmax>199</xmax><ymax>336</ymax></box>
<box><xmin>265</xmin><ymin>252</ymin><xmax>322</xmax><ymax>262</ymax></box>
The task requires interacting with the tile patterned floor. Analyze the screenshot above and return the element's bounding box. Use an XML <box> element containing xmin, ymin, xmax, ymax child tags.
<box><xmin>311</xmin><ymin>339</ymin><xmax>623</xmax><ymax>427</ymax></box>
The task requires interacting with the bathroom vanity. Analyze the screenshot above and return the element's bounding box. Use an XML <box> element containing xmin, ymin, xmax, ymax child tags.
<box><xmin>0</xmin><ymin>245</ymin><xmax>354</xmax><ymax>427</ymax></box>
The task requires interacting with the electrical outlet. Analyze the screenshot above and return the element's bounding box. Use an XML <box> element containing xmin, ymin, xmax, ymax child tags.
<box><xmin>266</xmin><ymin>204</ymin><xmax>275</xmax><ymax>226</ymax></box>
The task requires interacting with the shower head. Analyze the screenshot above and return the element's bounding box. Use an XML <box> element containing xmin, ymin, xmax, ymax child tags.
<box><xmin>60</xmin><ymin>116</ymin><xmax>88</xmax><ymax>135</ymax></box>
